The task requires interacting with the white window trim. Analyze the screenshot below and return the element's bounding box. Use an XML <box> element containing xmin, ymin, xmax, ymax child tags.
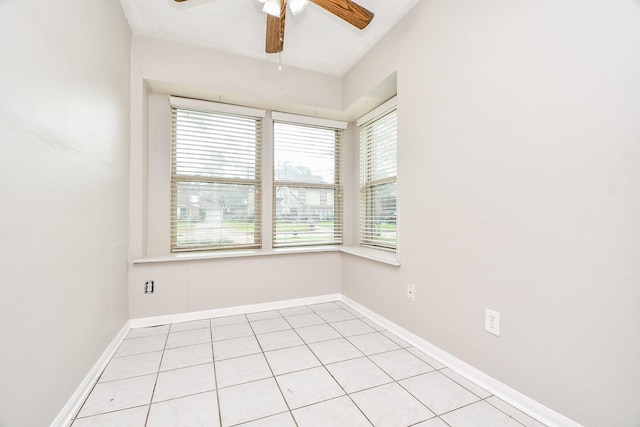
<box><xmin>137</xmin><ymin>95</ymin><xmax>400</xmax><ymax>266</ymax></box>
<box><xmin>358</xmin><ymin>96</ymin><xmax>398</xmax><ymax>252</ymax></box>
<box><xmin>169</xmin><ymin>96</ymin><xmax>266</xmax><ymax>118</ymax></box>
<box><xmin>271</xmin><ymin>112</ymin><xmax>346</xmax><ymax>248</ymax></box>
<box><xmin>356</xmin><ymin>96</ymin><xmax>397</xmax><ymax>127</ymax></box>
<box><xmin>271</xmin><ymin>111</ymin><xmax>348</xmax><ymax>130</ymax></box>
<box><xmin>170</xmin><ymin>97</ymin><xmax>264</xmax><ymax>251</ymax></box>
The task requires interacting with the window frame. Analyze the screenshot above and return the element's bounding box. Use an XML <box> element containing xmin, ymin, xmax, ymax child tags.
<box><xmin>169</xmin><ymin>96</ymin><xmax>266</xmax><ymax>252</ymax></box>
<box><xmin>357</xmin><ymin>97</ymin><xmax>398</xmax><ymax>252</ymax></box>
<box><xmin>271</xmin><ymin>112</ymin><xmax>347</xmax><ymax>248</ymax></box>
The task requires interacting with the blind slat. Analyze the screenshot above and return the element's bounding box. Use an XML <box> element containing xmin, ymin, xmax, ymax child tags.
<box><xmin>171</xmin><ymin>106</ymin><xmax>262</xmax><ymax>251</ymax></box>
<box><xmin>359</xmin><ymin>108</ymin><xmax>397</xmax><ymax>251</ymax></box>
<box><xmin>272</xmin><ymin>120</ymin><xmax>343</xmax><ymax>248</ymax></box>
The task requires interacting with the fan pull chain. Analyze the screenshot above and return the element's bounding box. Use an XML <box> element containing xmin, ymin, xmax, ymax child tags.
<box><xmin>278</xmin><ymin>52</ymin><xmax>282</xmax><ymax>71</ymax></box>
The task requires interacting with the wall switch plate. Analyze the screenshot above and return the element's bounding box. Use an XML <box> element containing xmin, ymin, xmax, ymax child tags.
<box><xmin>485</xmin><ymin>308</ymin><xmax>500</xmax><ymax>336</ymax></box>
<box><xmin>407</xmin><ymin>283</ymin><xmax>416</xmax><ymax>302</ymax></box>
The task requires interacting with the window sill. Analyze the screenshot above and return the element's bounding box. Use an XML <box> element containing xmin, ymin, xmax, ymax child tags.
<box><xmin>131</xmin><ymin>245</ymin><xmax>400</xmax><ymax>266</ymax></box>
<box><xmin>339</xmin><ymin>246</ymin><xmax>401</xmax><ymax>266</ymax></box>
<box><xmin>131</xmin><ymin>245</ymin><xmax>342</xmax><ymax>264</ymax></box>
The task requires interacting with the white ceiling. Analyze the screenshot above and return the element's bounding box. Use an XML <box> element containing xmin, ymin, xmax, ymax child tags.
<box><xmin>119</xmin><ymin>0</ymin><xmax>419</xmax><ymax>76</ymax></box>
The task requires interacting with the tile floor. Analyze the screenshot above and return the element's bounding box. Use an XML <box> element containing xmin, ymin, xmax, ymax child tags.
<box><xmin>71</xmin><ymin>301</ymin><xmax>547</xmax><ymax>427</ymax></box>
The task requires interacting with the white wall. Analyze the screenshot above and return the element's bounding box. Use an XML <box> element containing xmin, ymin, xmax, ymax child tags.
<box><xmin>342</xmin><ymin>1</ymin><xmax>640</xmax><ymax>426</ymax></box>
<box><xmin>0</xmin><ymin>1</ymin><xmax>131</xmax><ymax>426</ymax></box>
<box><xmin>128</xmin><ymin>36</ymin><xmax>345</xmax><ymax>317</ymax></box>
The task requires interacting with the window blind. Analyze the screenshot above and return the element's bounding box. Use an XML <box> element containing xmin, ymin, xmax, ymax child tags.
<box><xmin>171</xmin><ymin>105</ymin><xmax>262</xmax><ymax>251</ymax></box>
<box><xmin>272</xmin><ymin>119</ymin><xmax>343</xmax><ymax>247</ymax></box>
<box><xmin>359</xmin><ymin>101</ymin><xmax>397</xmax><ymax>251</ymax></box>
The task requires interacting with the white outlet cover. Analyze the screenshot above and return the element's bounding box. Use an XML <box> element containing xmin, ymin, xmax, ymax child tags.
<box><xmin>407</xmin><ymin>284</ymin><xmax>416</xmax><ymax>302</ymax></box>
<box><xmin>485</xmin><ymin>309</ymin><xmax>500</xmax><ymax>336</ymax></box>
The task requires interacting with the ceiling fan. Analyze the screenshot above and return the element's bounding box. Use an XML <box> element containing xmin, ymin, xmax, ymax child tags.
<box><xmin>174</xmin><ymin>0</ymin><xmax>374</xmax><ymax>54</ymax></box>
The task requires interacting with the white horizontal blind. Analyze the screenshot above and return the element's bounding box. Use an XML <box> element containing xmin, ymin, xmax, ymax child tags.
<box><xmin>359</xmin><ymin>105</ymin><xmax>397</xmax><ymax>250</ymax></box>
<box><xmin>273</xmin><ymin>120</ymin><xmax>343</xmax><ymax>247</ymax></box>
<box><xmin>171</xmin><ymin>106</ymin><xmax>262</xmax><ymax>251</ymax></box>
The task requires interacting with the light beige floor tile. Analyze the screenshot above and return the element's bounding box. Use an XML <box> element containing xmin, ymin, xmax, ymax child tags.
<box><xmin>350</xmin><ymin>383</ymin><xmax>434</xmax><ymax>427</ymax></box>
<box><xmin>153</xmin><ymin>363</ymin><xmax>215</xmax><ymax>402</ymax></box>
<box><xmin>347</xmin><ymin>332</ymin><xmax>401</xmax><ymax>356</ymax></box>
<box><xmin>294</xmin><ymin>324</ymin><xmax>341</xmax><ymax>344</ymax></box>
<box><xmin>407</xmin><ymin>347</ymin><xmax>446</xmax><ymax>369</ymax></box>
<box><xmin>211</xmin><ymin>322</ymin><xmax>253</xmax><ymax>341</ymax></box>
<box><xmin>317</xmin><ymin>308</ymin><xmax>356</xmax><ymax>323</ymax></box>
<box><xmin>250</xmin><ymin>317</ymin><xmax>291</xmax><ymax>334</ymax></box>
<box><xmin>256</xmin><ymin>329</ymin><xmax>304</xmax><ymax>351</ymax></box>
<box><xmin>284</xmin><ymin>312</ymin><xmax>325</xmax><ymax>328</ymax></box>
<box><xmin>442</xmin><ymin>400</ymin><xmax>523</xmax><ymax>427</ymax></box>
<box><xmin>165</xmin><ymin>328</ymin><xmax>211</xmax><ymax>349</ymax></box>
<box><xmin>147</xmin><ymin>391</ymin><xmax>219</xmax><ymax>427</ymax></box>
<box><xmin>213</xmin><ymin>335</ymin><xmax>261</xmax><ymax>361</ymax></box>
<box><xmin>169</xmin><ymin>319</ymin><xmax>211</xmax><ymax>332</ymax></box>
<box><xmin>126</xmin><ymin>325</ymin><xmax>170</xmax><ymax>339</ymax></box>
<box><xmin>215</xmin><ymin>353</ymin><xmax>272</xmax><ymax>388</ymax></box>
<box><xmin>218</xmin><ymin>378</ymin><xmax>288</xmax><ymax>427</ymax></box>
<box><xmin>330</xmin><ymin>319</ymin><xmax>375</xmax><ymax>337</ymax></box>
<box><xmin>237</xmin><ymin>411</ymin><xmax>297</xmax><ymax>427</ymax></box>
<box><xmin>325</xmin><ymin>357</ymin><xmax>393</xmax><ymax>393</ymax></box>
<box><xmin>293</xmin><ymin>396</ymin><xmax>372</xmax><ymax>427</ymax></box>
<box><xmin>441</xmin><ymin>367</ymin><xmax>491</xmax><ymax>398</ymax></box>
<box><xmin>369</xmin><ymin>349</ymin><xmax>434</xmax><ymax>380</ymax></box>
<box><xmin>114</xmin><ymin>334</ymin><xmax>167</xmax><ymax>357</ymax></box>
<box><xmin>400</xmin><ymin>371</ymin><xmax>480</xmax><ymax>415</ymax></box>
<box><xmin>486</xmin><ymin>396</ymin><xmax>548</xmax><ymax>427</ymax></box>
<box><xmin>72</xmin><ymin>406</ymin><xmax>148</xmax><ymax>426</ymax></box>
<box><xmin>78</xmin><ymin>374</ymin><xmax>156</xmax><ymax>418</ymax></box>
<box><xmin>100</xmin><ymin>351</ymin><xmax>162</xmax><ymax>382</ymax></box>
<box><xmin>279</xmin><ymin>306</ymin><xmax>313</xmax><ymax>316</ymax></box>
<box><xmin>264</xmin><ymin>345</ymin><xmax>321</xmax><ymax>375</ymax></box>
<box><xmin>276</xmin><ymin>367</ymin><xmax>344</xmax><ymax>409</ymax></box>
<box><xmin>160</xmin><ymin>343</ymin><xmax>213</xmax><ymax>371</ymax></box>
<box><xmin>308</xmin><ymin>338</ymin><xmax>364</xmax><ymax>364</ymax></box>
<box><xmin>246</xmin><ymin>310</ymin><xmax>282</xmax><ymax>321</ymax></box>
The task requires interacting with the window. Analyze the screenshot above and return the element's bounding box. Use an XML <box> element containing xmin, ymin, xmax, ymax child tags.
<box><xmin>358</xmin><ymin>97</ymin><xmax>397</xmax><ymax>251</ymax></box>
<box><xmin>272</xmin><ymin>112</ymin><xmax>346</xmax><ymax>247</ymax></box>
<box><xmin>170</xmin><ymin>97</ymin><xmax>265</xmax><ymax>251</ymax></box>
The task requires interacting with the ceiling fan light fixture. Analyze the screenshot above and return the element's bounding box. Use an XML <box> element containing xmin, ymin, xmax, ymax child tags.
<box><xmin>262</xmin><ymin>0</ymin><xmax>282</xmax><ymax>17</ymax></box>
<box><xmin>288</xmin><ymin>0</ymin><xmax>309</xmax><ymax>15</ymax></box>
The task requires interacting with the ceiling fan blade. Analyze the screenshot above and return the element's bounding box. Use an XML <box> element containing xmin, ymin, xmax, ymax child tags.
<box><xmin>309</xmin><ymin>0</ymin><xmax>374</xmax><ymax>30</ymax></box>
<box><xmin>265</xmin><ymin>1</ymin><xmax>287</xmax><ymax>53</ymax></box>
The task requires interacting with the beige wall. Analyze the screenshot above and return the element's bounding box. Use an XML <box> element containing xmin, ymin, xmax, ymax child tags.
<box><xmin>130</xmin><ymin>253</ymin><xmax>342</xmax><ymax>318</ymax></box>
<box><xmin>343</xmin><ymin>1</ymin><xmax>640</xmax><ymax>426</ymax></box>
<box><xmin>128</xmin><ymin>36</ymin><xmax>346</xmax><ymax>317</ymax></box>
<box><xmin>0</xmin><ymin>1</ymin><xmax>131</xmax><ymax>426</ymax></box>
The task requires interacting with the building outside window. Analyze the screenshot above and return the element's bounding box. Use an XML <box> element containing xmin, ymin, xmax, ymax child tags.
<box><xmin>272</xmin><ymin>113</ymin><xmax>346</xmax><ymax>247</ymax></box>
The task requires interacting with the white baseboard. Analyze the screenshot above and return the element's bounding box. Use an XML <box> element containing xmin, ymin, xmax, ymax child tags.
<box><xmin>129</xmin><ymin>293</ymin><xmax>342</xmax><ymax>329</ymax></box>
<box><xmin>50</xmin><ymin>321</ymin><xmax>131</xmax><ymax>427</ymax></box>
<box><xmin>339</xmin><ymin>295</ymin><xmax>582</xmax><ymax>427</ymax></box>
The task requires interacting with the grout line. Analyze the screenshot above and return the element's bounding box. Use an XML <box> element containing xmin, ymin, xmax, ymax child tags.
<box><xmin>143</xmin><ymin>328</ymin><xmax>171</xmax><ymax>427</ymax></box>
<box><xmin>248</xmin><ymin>313</ymin><xmax>300</xmax><ymax>427</ymax></box>
<box><xmin>209</xmin><ymin>317</ymin><xmax>224</xmax><ymax>427</ymax></box>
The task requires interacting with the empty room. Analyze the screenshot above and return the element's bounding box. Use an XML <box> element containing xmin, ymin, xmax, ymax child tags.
<box><xmin>0</xmin><ymin>0</ymin><xmax>638</xmax><ymax>426</ymax></box>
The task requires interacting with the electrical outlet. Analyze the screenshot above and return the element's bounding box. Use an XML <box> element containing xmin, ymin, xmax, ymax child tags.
<box><xmin>144</xmin><ymin>280</ymin><xmax>155</xmax><ymax>294</ymax></box>
<box><xmin>485</xmin><ymin>309</ymin><xmax>500</xmax><ymax>336</ymax></box>
<box><xmin>407</xmin><ymin>283</ymin><xmax>416</xmax><ymax>302</ymax></box>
